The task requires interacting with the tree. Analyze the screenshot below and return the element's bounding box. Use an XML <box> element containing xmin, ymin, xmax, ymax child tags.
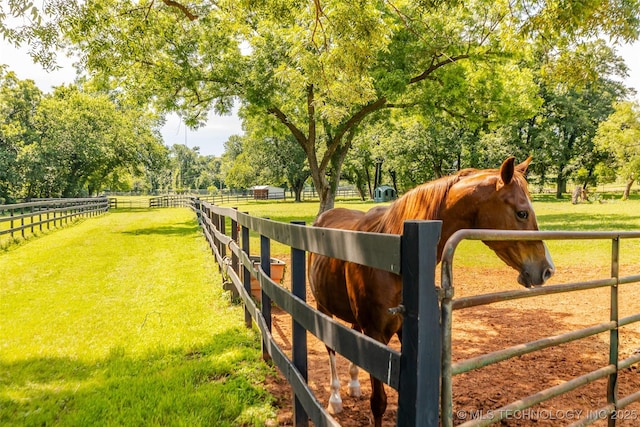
<box><xmin>594</xmin><ymin>101</ymin><xmax>640</xmax><ymax>199</ymax></box>
<box><xmin>169</xmin><ymin>144</ymin><xmax>202</xmax><ymax>192</ymax></box>
<box><xmin>239</xmin><ymin>111</ymin><xmax>310</xmax><ymax>201</ymax></box>
<box><xmin>19</xmin><ymin>85</ymin><xmax>165</xmax><ymax>197</ymax></box>
<box><xmin>4</xmin><ymin>0</ymin><xmax>639</xmax><ymax>213</ymax></box>
<box><xmin>0</xmin><ymin>69</ymin><xmax>42</xmax><ymax>202</ymax></box>
<box><xmin>503</xmin><ymin>41</ymin><xmax>631</xmax><ymax>196</ymax></box>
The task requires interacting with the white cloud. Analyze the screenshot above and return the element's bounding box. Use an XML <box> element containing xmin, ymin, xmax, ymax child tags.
<box><xmin>161</xmin><ymin>111</ymin><xmax>243</xmax><ymax>156</ymax></box>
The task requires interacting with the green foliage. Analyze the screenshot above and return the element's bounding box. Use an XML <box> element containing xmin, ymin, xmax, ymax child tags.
<box><xmin>60</xmin><ymin>0</ymin><xmax>638</xmax><ymax>211</ymax></box>
<box><xmin>0</xmin><ymin>70</ymin><xmax>42</xmax><ymax>202</ymax></box>
<box><xmin>3</xmin><ymin>0</ymin><xmax>640</xmax><ymax>209</ymax></box>
<box><xmin>0</xmin><ymin>208</ymin><xmax>276</xmax><ymax>426</ymax></box>
<box><xmin>0</xmin><ymin>71</ymin><xmax>169</xmax><ymax>199</ymax></box>
<box><xmin>593</xmin><ymin>101</ymin><xmax>640</xmax><ymax>198</ymax></box>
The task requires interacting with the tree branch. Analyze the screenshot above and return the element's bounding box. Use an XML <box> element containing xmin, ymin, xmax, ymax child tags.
<box><xmin>409</xmin><ymin>54</ymin><xmax>469</xmax><ymax>84</ymax></box>
<box><xmin>161</xmin><ymin>0</ymin><xmax>198</xmax><ymax>21</ymax></box>
<box><xmin>268</xmin><ymin>107</ymin><xmax>309</xmax><ymax>148</ymax></box>
<box><xmin>320</xmin><ymin>97</ymin><xmax>388</xmax><ymax>172</ymax></box>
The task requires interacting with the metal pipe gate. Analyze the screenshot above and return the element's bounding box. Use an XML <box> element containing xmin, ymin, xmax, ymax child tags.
<box><xmin>440</xmin><ymin>230</ymin><xmax>640</xmax><ymax>427</ymax></box>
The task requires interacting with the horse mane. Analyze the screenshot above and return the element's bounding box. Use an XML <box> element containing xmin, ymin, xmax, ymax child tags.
<box><xmin>370</xmin><ymin>168</ymin><xmax>479</xmax><ymax>235</ymax></box>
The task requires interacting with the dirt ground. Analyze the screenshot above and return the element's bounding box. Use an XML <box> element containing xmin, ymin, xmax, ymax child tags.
<box><xmin>258</xmin><ymin>256</ymin><xmax>640</xmax><ymax>426</ymax></box>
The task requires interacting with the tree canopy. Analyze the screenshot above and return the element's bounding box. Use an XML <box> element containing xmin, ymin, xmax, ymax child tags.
<box><xmin>2</xmin><ymin>0</ymin><xmax>640</xmax><ymax>209</ymax></box>
<box><xmin>0</xmin><ymin>70</ymin><xmax>168</xmax><ymax>200</ymax></box>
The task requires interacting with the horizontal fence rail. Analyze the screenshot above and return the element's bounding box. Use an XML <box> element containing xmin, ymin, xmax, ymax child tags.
<box><xmin>440</xmin><ymin>229</ymin><xmax>640</xmax><ymax>427</ymax></box>
<box><xmin>190</xmin><ymin>198</ymin><xmax>443</xmax><ymax>426</ymax></box>
<box><xmin>0</xmin><ymin>197</ymin><xmax>109</xmax><ymax>244</ymax></box>
<box><xmin>145</xmin><ymin>190</ymin><xmax>363</xmax><ymax>209</ymax></box>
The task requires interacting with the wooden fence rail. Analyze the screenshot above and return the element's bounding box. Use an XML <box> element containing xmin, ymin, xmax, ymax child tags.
<box><xmin>190</xmin><ymin>198</ymin><xmax>443</xmax><ymax>426</ymax></box>
<box><xmin>0</xmin><ymin>197</ymin><xmax>109</xmax><ymax>245</ymax></box>
<box><xmin>190</xmin><ymin>196</ymin><xmax>640</xmax><ymax>426</ymax></box>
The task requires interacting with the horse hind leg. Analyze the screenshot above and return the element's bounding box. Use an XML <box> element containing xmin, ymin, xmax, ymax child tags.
<box><xmin>348</xmin><ymin>361</ymin><xmax>361</xmax><ymax>397</ymax></box>
<box><xmin>326</xmin><ymin>347</ymin><xmax>343</xmax><ymax>414</ymax></box>
<box><xmin>347</xmin><ymin>324</ymin><xmax>362</xmax><ymax>397</ymax></box>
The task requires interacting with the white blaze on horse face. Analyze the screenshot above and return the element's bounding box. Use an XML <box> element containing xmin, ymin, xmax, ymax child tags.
<box><xmin>544</xmin><ymin>242</ymin><xmax>555</xmax><ymax>278</ymax></box>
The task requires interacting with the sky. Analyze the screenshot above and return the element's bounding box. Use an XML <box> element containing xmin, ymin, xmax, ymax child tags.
<box><xmin>1</xmin><ymin>39</ymin><xmax>639</xmax><ymax>157</ymax></box>
<box><xmin>1</xmin><ymin>43</ymin><xmax>243</xmax><ymax>157</ymax></box>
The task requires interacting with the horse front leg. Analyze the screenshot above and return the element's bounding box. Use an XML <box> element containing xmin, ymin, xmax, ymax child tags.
<box><xmin>326</xmin><ymin>347</ymin><xmax>343</xmax><ymax>414</ymax></box>
<box><xmin>370</xmin><ymin>375</ymin><xmax>387</xmax><ymax>427</ymax></box>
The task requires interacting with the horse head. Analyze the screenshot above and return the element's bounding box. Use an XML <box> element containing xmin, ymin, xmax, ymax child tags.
<box><xmin>444</xmin><ymin>156</ymin><xmax>555</xmax><ymax>287</ymax></box>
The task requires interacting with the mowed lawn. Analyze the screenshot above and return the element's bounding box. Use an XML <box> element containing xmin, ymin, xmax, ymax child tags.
<box><xmin>0</xmin><ymin>208</ymin><xmax>276</xmax><ymax>426</ymax></box>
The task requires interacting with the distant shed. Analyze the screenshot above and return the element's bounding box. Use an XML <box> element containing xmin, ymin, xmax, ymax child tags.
<box><xmin>251</xmin><ymin>185</ymin><xmax>285</xmax><ymax>200</ymax></box>
<box><xmin>374</xmin><ymin>185</ymin><xmax>397</xmax><ymax>202</ymax></box>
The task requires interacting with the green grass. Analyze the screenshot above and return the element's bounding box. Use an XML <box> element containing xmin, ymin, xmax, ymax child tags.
<box><xmin>3</xmin><ymin>196</ymin><xmax>640</xmax><ymax>425</ymax></box>
<box><xmin>0</xmin><ymin>208</ymin><xmax>276</xmax><ymax>426</ymax></box>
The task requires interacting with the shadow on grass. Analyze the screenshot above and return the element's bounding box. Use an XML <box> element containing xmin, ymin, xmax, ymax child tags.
<box><xmin>0</xmin><ymin>328</ymin><xmax>276</xmax><ymax>426</ymax></box>
<box><xmin>120</xmin><ymin>221</ymin><xmax>199</xmax><ymax>236</ymax></box>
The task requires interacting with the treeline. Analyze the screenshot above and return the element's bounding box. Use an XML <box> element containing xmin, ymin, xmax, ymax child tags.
<box><xmin>0</xmin><ymin>70</ymin><xmax>223</xmax><ymax>203</ymax></box>
<box><xmin>3</xmin><ymin>63</ymin><xmax>640</xmax><ymax>205</ymax></box>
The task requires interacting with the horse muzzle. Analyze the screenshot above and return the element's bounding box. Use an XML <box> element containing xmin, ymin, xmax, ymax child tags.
<box><xmin>518</xmin><ymin>265</ymin><xmax>555</xmax><ymax>288</ymax></box>
<box><xmin>518</xmin><ymin>244</ymin><xmax>555</xmax><ymax>288</ymax></box>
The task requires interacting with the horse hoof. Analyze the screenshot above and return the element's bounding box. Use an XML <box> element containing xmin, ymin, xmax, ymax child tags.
<box><xmin>328</xmin><ymin>397</ymin><xmax>343</xmax><ymax>414</ymax></box>
<box><xmin>349</xmin><ymin>384</ymin><xmax>362</xmax><ymax>398</ymax></box>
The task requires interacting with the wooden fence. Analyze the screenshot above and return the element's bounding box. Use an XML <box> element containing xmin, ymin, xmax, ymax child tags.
<box><xmin>0</xmin><ymin>197</ymin><xmax>109</xmax><ymax>245</ymax></box>
<box><xmin>144</xmin><ymin>190</ymin><xmax>362</xmax><ymax>208</ymax></box>
<box><xmin>190</xmin><ymin>198</ymin><xmax>443</xmax><ymax>426</ymax></box>
<box><xmin>189</xmin><ymin>197</ymin><xmax>640</xmax><ymax>426</ymax></box>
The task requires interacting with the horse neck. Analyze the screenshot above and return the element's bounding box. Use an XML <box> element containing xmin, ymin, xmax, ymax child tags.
<box><xmin>378</xmin><ymin>175</ymin><xmax>461</xmax><ymax>235</ymax></box>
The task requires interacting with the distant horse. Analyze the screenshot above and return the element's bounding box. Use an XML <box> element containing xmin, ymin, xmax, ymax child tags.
<box><xmin>308</xmin><ymin>156</ymin><xmax>554</xmax><ymax>427</ymax></box>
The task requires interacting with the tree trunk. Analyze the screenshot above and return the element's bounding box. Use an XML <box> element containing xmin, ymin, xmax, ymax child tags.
<box><xmin>555</xmin><ymin>170</ymin><xmax>567</xmax><ymax>199</ymax></box>
<box><xmin>389</xmin><ymin>170</ymin><xmax>398</xmax><ymax>194</ymax></box>
<box><xmin>365</xmin><ymin>166</ymin><xmax>373</xmax><ymax>199</ymax></box>
<box><xmin>623</xmin><ymin>174</ymin><xmax>635</xmax><ymax>200</ymax></box>
<box><xmin>317</xmin><ymin>183</ymin><xmax>336</xmax><ymax>213</ymax></box>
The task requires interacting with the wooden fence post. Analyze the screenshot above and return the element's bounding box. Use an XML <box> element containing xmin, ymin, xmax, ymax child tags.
<box><xmin>397</xmin><ymin>220</ymin><xmax>442</xmax><ymax>426</ymax></box>
<box><xmin>291</xmin><ymin>220</ymin><xmax>309</xmax><ymax>426</ymax></box>
<box><xmin>260</xmin><ymin>233</ymin><xmax>272</xmax><ymax>362</ymax></box>
<box><xmin>242</xmin><ymin>223</ymin><xmax>252</xmax><ymax>329</ymax></box>
<box><xmin>231</xmin><ymin>207</ymin><xmax>239</xmax><ymax>280</ymax></box>
<box><xmin>219</xmin><ymin>211</ymin><xmax>227</xmax><ymax>262</ymax></box>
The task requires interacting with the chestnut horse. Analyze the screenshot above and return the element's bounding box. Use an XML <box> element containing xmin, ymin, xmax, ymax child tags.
<box><xmin>308</xmin><ymin>156</ymin><xmax>554</xmax><ymax>427</ymax></box>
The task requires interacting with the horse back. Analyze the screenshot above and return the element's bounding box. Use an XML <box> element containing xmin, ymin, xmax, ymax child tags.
<box><xmin>312</xmin><ymin>207</ymin><xmax>366</xmax><ymax>230</ymax></box>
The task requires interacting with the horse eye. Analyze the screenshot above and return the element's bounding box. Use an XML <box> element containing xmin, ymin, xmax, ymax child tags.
<box><xmin>517</xmin><ymin>210</ymin><xmax>529</xmax><ymax>220</ymax></box>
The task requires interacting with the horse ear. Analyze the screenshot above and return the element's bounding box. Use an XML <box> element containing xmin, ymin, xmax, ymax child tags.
<box><xmin>497</xmin><ymin>156</ymin><xmax>516</xmax><ymax>189</ymax></box>
<box><xmin>515</xmin><ymin>156</ymin><xmax>533</xmax><ymax>175</ymax></box>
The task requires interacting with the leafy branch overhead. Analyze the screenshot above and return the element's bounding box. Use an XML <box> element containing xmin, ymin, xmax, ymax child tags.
<box><xmin>2</xmin><ymin>0</ymin><xmax>639</xmax><ymax>212</ymax></box>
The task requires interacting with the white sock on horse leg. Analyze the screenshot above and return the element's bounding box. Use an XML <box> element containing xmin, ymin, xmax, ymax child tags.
<box><xmin>327</xmin><ymin>352</ymin><xmax>343</xmax><ymax>414</ymax></box>
<box><xmin>348</xmin><ymin>362</ymin><xmax>361</xmax><ymax>397</ymax></box>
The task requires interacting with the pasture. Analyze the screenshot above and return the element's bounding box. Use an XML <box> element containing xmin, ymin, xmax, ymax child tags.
<box><xmin>0</xmin><ymin>208</ymin><xmax>276</xmax><ymax>426</ymax></box>
<box><xmin>3</xmin><ymin>195</ymin><xmax>640</xmax><ymax>426</ymax></box>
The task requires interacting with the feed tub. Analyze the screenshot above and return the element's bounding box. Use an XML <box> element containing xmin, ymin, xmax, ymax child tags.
<box><xmin>245</xmin><ymin>256</ymin><xmax>286</xmax><ymax>303</ymax></box>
